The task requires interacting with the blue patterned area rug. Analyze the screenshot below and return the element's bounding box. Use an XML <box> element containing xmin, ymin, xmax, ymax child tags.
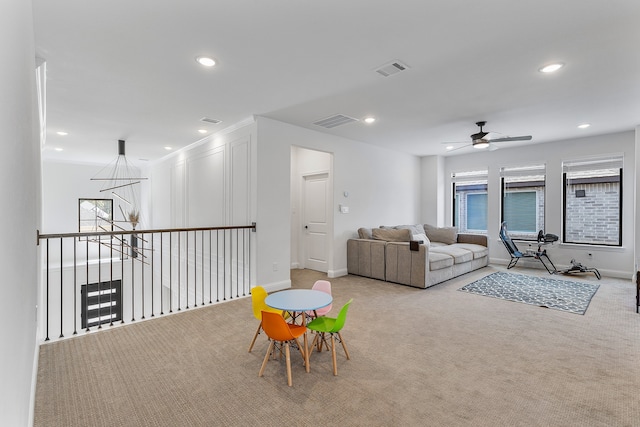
<box><xmin>459</xmin><ymin>271</ymin><xmax>599</xmax><ymax>315</ymax></box>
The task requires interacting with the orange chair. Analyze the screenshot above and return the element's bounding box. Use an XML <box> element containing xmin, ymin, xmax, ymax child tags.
<box><xmin>248</xmin><ymin>286</ymin><xmax>288</xmax><ymax>352</ymax></box>
<box><xmin>258</xmin><ymin>310</ymin><xmax>307</xmax><ymax>387</ymax></box>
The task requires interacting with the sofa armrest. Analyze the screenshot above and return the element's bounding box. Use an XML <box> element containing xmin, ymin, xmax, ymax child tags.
<box><xmin>347</xmin><ymin>239</ymin><xmax>386</xmax><ymax>280</ymax></box>
<box><xmin>385</xmin><ymin>242</ymin><xmax>428</xmax><ymax>288</ymax></box>
<box><xmin>457</xmin><ymin>233</ymin><xmax>487</xmax><ymax>247</ymax></box>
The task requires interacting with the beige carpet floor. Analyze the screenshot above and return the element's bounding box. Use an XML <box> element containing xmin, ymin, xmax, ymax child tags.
<box><xmin>34</xmin><ymin>266</ymin><xmax>640</xmax><ymax>426</ymax></box>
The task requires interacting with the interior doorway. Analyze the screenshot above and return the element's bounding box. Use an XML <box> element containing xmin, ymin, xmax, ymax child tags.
<box><xmin>290</xmin><ymin>146</ymin><xmax>333</xmax><ymax>273</ymax></box>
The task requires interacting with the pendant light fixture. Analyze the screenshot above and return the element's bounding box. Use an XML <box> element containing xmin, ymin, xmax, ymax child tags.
<box><xmin>91</xmin><ymin>139</ymin><xmax>147</xmax><ymax>231</ymax></box>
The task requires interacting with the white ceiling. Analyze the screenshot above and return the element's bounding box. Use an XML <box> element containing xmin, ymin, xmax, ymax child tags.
<box><xmin>33</xmin><ymin>0</ymin><xmax>640</xmax><ymax>165</ymax></box>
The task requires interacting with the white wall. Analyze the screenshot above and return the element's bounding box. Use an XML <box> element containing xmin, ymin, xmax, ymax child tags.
<box><xmin>0</xmin><ymin>1</ymin><xmax>41</xmax><ymax>424</ymax></box>
<box><xmin>149</xmin><ymin>122</ymin><xmax>256</xmax><ymax>230</ymax></box>
<box><xmin>442</xmin><ymin>131</ymin><xmax>635</xmax><ymax>278</ymax></box>
<box><xmin>257</xmin><ymin>116</ymin><xmax>421</xmax><ymax>282</ymax></box>
<box><xmin>42</xmin><ymin>160</ymin><xmax>144</xmax><ymax>233</ymax></box>
<box><xmin>420</xmin><ymin>155</ymin><xmax>445</xmax><ymax>226</ymax></box>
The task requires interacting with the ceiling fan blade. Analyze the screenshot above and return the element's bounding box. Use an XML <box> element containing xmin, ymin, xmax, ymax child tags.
<box><xmin>489</xmin><ymin>135</ymin><xmax>532</xmax><ymax>142</ymax></box>
<box><xmin>445</xmin><ymin>143</ymin><xmax>472</xmax><ymax>152</ymax></box>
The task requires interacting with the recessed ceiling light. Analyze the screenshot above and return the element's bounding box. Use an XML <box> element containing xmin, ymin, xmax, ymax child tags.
<box><xmin>196</xmin><ymin>56</ymin><xmax>216</xmax><ymax>67</ymax></box>
<box><xmin>56</xmin><ymin>131</ymin><xmax>68</xmax><ymax>136</ymax></box>
<box><xmin>446</xmin><ymin>145</ymin><xmax>454</xmax><ymax>151</ymax></box>
<box><xmin>54</xmin><ymin>147</ymin><xmax>63</xmax><ymax>151</ymax></box>
<box><xmin>539</xmin><ymin>63</ymin><xmax>564</xmax><ymax>73</ymax></box>
<box><xmin>577</xmin><ymin>123</ymin><xmax>591</xmax><ymax>129</ymax></box>
<box><xmin>198</xmin><ymin>129</ymin><xmax>208</xmax><ymax>134</ymax></box>
<box><xmin>363</xmin><ymin>117</ymin><xmax>376</xmax><ymax>124</ymax></box>
<box><xmin>164</xmin><ymin>146</ymin><xmax>172</xmax><ymax>151</ymax></box>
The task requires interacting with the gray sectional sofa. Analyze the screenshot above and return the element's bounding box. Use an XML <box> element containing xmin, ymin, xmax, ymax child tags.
<box><xmin>347</xmin><ymin>224</ymin><xmax>488</xmax><ymax>288</ymax></box>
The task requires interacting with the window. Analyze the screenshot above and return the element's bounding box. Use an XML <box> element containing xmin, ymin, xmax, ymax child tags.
<box><xmin>500</xmin><ymin>164</ymin><xmax>545</xmax><ymax>240</ymax></box>
<box><xmin>452</xmin><ymin>170</ymin><xmax>488</xmax><ymax>233</ymax></box>
<box><xmin>79</xmin><ymin>198</ymin><xmax>113</xmax><ymax>234</ymax></box>
<box><xmin>81</xmin><ymin>280</ymin><xmax>122</xmax><ymax>328</ymax></box>
<box><xmin>562</xmin><ymin>155</ymin><xmax>623</xmax><ymax>246</ymax></box>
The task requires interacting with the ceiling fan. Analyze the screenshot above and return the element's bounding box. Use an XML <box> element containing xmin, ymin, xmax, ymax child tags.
<box><xmin>443</xmin><ymin>121</ymin><xmax>532</xmax><ymax>151</ymax></box>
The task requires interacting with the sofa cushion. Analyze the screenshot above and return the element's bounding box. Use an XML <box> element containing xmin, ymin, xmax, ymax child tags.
<box><xmin>424</xmin><ymin>224</ymin><xmax>458</xmax><ymax>245</ymax></box>
<box><xmin>380</xmin><ymin>223</ymin><xmax>425</xmax><ymax>234</ymax></box>
<box><xmin>397</xmin><ymin>224</ymin><xmax>426</xmax><ymax>235</ymax></box>
<box><xmin>456</xmin><ymin>233</ymin><xmax>488</xmax><ymax>246</ymax></box>
<box><xmin>372</xmin><ymin>228</ymin><xmax>411</xmax><ymax>242</ymax></box>
<box><xmin>357</xmin><ymin>227</ymin><xmax>373</xmax><ymax>239</ymax></box>
<box><xmin>430</xmin><ymin>245</ymin><xmax>473</xmax><ymax>264</ymax></box>
<box><xmin>379</xmin><ymin>224</ymin><xmax>430</xmax><ymax>245</ymax></box>
<box><xmin>429</xmin><ymin>251</ymin><xmax>454</xmax><ymax>271</ymax></box>
<box><xmin>450</xmin><ymin>243</ymin><xmax>488</xmax><ymax>259</ymax></box>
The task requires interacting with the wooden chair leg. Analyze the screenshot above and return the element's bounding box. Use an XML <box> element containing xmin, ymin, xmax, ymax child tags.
<box><xmin>310</xmin><ymin>334</ymin><xmax>319</xmax><ymax>352</ymax></box>
<box><xmin>293</xmin><ymin>337</ymin><xmax>305</xmax><ymax>360</ymax></box>
<box><xmin>259</xmin><ymin>340</ymin><xmax>274</xmax><ymax>377</ymax></box>
<box><xmin>331</xmin><ymin>334</ymin><xmax>338</xmax><ymax>376</ymax></box>
<box><xmin>337</xmin><ymin>332</ymin><xmax>351</xmax><ymax>360</ymax></box>
<box><xmin>248</xmin><ymin>321</ymin><xmax>262</xmax><ymax>352</ymax></box>
<box><xmin>285</xmin><ymin>342</ymin><xmax>292</xmax><ymax>387</ymax></box>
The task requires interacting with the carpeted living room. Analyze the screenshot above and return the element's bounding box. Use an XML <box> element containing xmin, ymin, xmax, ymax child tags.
<box><xmin>34</xmin><ymin>265</ymin><xmax>639</xmax><ymax>426</ymax></box>
<box><xmin>6</xmin><ymin>2</ymin><xmax>640</xmax><ymax>426</ymax></box>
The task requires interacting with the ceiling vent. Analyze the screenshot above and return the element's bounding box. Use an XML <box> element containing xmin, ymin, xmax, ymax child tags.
<box><xmin>313</xmin><ymin>114</ymin><xmax>359</xmax><ymax>129</ymax></box>
<box><xmin>200</xmin><ymin>117</ymin><xmax>222</xmax><ymax>125</ymax></box>
<box><xmin>375</xmin><ymin>60</ymin><xmax>409</xmax><ymax>77</ymax></box>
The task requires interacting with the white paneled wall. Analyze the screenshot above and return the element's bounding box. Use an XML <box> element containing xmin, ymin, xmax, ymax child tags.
<box><xmin>187</xmin><ymin>147</ymin><xmax>225</xmax><ymax>226</ymax></box>
<box><xmin>149</xmin><ymin>122</ymin><xmax>256</xmax><ymax>289</ymax></box>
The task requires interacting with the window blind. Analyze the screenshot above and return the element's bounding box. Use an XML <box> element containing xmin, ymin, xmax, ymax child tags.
<box><xmin>562</xmin><ymin>155</ymin><xmax>623</xmax><ymax>175</ymax></box>
<box><xmin>451</xmin><ymin>170</ymin><xmax>488</xmax><ymax>183</ymax></box>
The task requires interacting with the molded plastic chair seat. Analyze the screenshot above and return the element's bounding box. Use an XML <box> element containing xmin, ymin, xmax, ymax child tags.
<box><xmin>248</xmin><ymin>286</ymin><xmax>288</xmax><ymax>352</ymax></box>
<box><xmin>305</xmin><ymin>280</ymin><xmax>332</xmax><ymax>319</ymax></box>
<box><xmin>306</xmin><ymin>299</ymin><xmax>352</xmax><ymax>376</ymax></box>
<box><xmin>258</xmin><ymin>311</ymin><xmax>306</xmax><ymax>387</ymax></box>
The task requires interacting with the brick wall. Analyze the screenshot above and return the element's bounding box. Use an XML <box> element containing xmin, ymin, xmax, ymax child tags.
<box><xmin>565</xmin><ymin>182</ymin><xmax>620</xmax><ymax>244</ymax></box>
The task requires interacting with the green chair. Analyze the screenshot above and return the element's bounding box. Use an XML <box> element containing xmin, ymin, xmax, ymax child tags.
<box><xmin>306</xmin><ymin>299</ymin><xmax>353</xmax><ymax>376</ymax></box>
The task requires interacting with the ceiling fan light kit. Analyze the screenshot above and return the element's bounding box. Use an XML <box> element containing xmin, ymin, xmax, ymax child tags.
<box><xmin>473</xmin><ymin>139</ymin><xmax>490</xmax><ymax>149</ymax></box>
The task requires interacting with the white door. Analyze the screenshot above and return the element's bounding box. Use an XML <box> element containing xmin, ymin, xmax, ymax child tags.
<box><xmin>302</xmin><ymin>173</ymin><xmax>329</xmax><ymax>272</ymax></box>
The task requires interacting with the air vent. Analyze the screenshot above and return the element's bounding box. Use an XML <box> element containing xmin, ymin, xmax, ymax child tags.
<box><xmin>312</xmin><ymin>114</ymin><xmax>359</xmax><ymax>129</ymax></box>
<box><xmin>375</xmin><ymin>60</ymin><xmax>409</xmax><ymax>77</ymax></box>
<box><xmin>200</xmin><ymin>117</ymin><xmax>222</xmax><ymax>125</ymax></box>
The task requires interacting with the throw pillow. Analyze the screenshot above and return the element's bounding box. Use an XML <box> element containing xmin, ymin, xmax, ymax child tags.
<box><xmin>423</xmin><ymin>224</ymin><xmax>458</xmax><ymax>245</ymax></box>
<box><xmin>395</xmin><ymin>224</ymin><xmax>426</xmax><ymax>236</ymax></box>
<box><xmin>357</xmin><ymin>227</ymin><xmax>373</xmax><ymax>239</ymax></box>
<box><xmin>371</xmin><ymin>228</ymin><xmax>412</xmax><ymax>242</ymax></box>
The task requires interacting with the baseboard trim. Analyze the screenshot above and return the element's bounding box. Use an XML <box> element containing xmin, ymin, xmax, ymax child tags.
<box><xmin>328</xmin><ymin>268</ymin><xmax>348</xmax><ymax>278</ymax></box>
<box><xmin>29</xmin><ymin>327</ymin><xmax>40</xmax><ymax>427</ymax></box>
<box><xmin>489</xmin><ymin>258</ymin><xmax>631</xmax><ymax>280</ymax></box>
